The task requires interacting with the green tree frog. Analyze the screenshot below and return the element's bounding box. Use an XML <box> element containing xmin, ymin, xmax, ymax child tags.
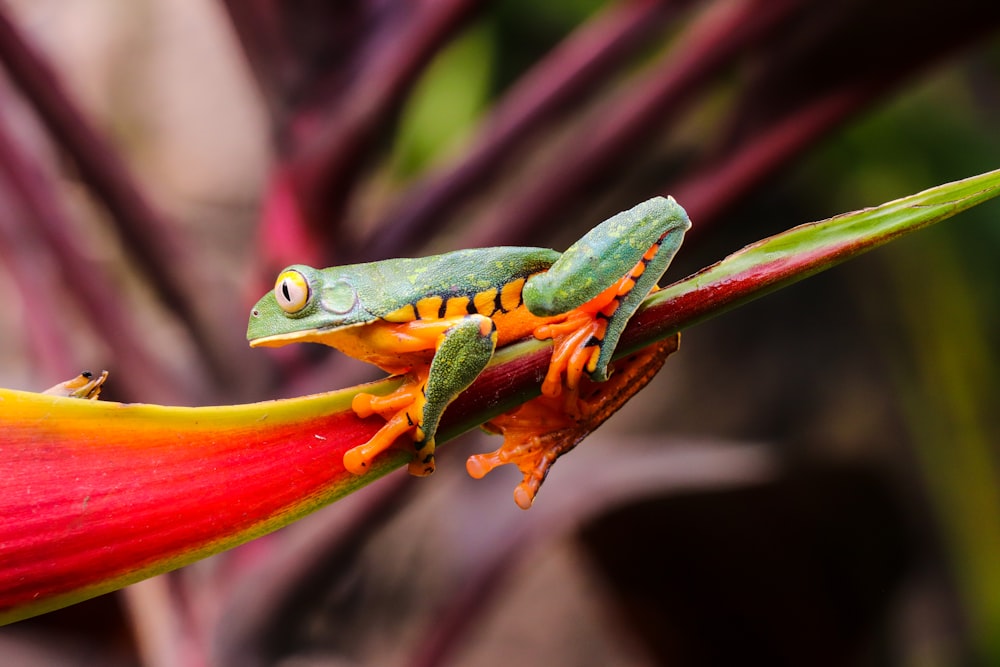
<box><xmin>247</xmin><ymin>196</ymin><xmax>691</xmax><ymax>507</ymax></box>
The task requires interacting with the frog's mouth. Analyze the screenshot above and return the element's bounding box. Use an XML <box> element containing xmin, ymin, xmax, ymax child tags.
<box><xmin>248</xmin><ymin>329</ymin><xmax>319</xmax><ymax>348</ymax></box>
<box><xmin>248</xmin><ymin>320</ymin><xmax>367</xmax><ymax>348</ymax></box>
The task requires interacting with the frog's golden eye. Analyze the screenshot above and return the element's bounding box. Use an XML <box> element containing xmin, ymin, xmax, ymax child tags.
<box><xmin>274</xmin><ymin>269</ymin><xmax>310</xmax><ymax>314</ymax></box>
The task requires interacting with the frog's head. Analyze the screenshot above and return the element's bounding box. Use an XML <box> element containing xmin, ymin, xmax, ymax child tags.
<box><xmin>247</xmin><ymin>264</ymin><xmax>373</xmax><ymax>347</ymax></box>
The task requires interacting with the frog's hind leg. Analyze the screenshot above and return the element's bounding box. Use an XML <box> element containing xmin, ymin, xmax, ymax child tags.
<box><xmin>468</xmin><ymin>335</ymin><xmax>680</xmax><ymax>508</ymax></box>
<box><xmin>524</xmin><ymin>196</ymin><xmax>690</xmax><ymax>390</ymax></box>
<box><xmin>532</xmin><ymin>237</ymin><xmax>676</xmax><ymax>398</ymax></box>
<box><xmin>346</xmin><ymin>314</ymin><xmax>497</xmax><ymax>477</ymax></box>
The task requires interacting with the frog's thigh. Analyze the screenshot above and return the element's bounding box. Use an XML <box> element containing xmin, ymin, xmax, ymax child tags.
<box><xmin>523</xmin><ymin>196</ymin><xmax>690</xmax><ymax>316</ymax></box>
<box><xmin>415</xmin><ymin>314</ymin><xmax>498</xmax><ymax>448</ymax></box>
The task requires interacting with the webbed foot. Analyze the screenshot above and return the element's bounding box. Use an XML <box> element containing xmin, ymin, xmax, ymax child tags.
<box><xmin>345</xmin><ymin>313</ymin><xmax>497</xmax><ymax>478</ymax></box>
<box><xmin>534</xmin><ymin>271</ymin><xmax>650</xmax><ymax>398</ymax></box>
<box><xmin>467</xmin><ymin>394</ymin><xmax>583</xmax><ymax>509</ymax></box>
<box><xmin>346</xmin><ymin>371</ymin><xmax>437</xmax><ymax>476</ymax></box>
<box><xmin>468</xmin><ymin>335</ymin><xmax>680</xmax><ymax>508</ymax></box>
<box><xmin>534</xmin><ymin>311</ymin><xmax>603</xmax><ymax>399</ymax></box>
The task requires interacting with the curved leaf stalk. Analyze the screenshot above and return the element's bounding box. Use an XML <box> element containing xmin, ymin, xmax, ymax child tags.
<box><xmin>1</xmin><ymin>168</ymin><xmax>998</xmax><ymax>624</ymax></box>
<box><xmin>0</xmin><ymin>384</ymin><xmax>399</xmax><ymax>625</ymax></box>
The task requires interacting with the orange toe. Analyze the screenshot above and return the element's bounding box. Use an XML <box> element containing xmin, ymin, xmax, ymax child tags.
<box><xmin>468</xmin><ymin>335</ymin><xmax>681</xmax><ymax>508</ymax></box>
<box><xmin>346</xmin><ymin>374</ymin><xmax>429</xmax><ymax>475</ymax></box>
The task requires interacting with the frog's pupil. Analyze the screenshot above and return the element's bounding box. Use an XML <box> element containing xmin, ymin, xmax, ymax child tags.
<box><xmin>282</xmin><ymin>281</ymin><xmax>291</xmax><ymax>303</ymax></box>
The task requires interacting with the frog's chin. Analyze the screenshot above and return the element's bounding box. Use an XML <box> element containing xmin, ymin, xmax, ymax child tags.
<box><xmin>248</xmin><ymin>329</ymin><xmax>317</xmax><ymax>348</ymax></box>
<box><xmin>248</xmin><ymin>321</ymin><xmax>364</xmax><ymax>348</ymax></box>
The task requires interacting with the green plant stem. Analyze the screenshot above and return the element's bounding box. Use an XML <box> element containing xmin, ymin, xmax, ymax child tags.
<box><xmin>441</xmin><ymin>168</ymin><xmax>1000</xmax><ymax>439</ymax></box>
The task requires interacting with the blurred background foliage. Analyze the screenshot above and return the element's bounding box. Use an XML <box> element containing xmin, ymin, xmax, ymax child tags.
<box><xmin>1</xmin><ymin>1</ymin><xmax>999</xmax><ymax>665</ymax></box>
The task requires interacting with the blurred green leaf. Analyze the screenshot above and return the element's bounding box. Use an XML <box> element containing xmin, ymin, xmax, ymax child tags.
<box><xmin>392</xmin><ymin>24</ymin><xmax>494</xmax><ymax>178</ymax></box>
<box><xmin>885</xmin><ymin>232</ymin><xmax>1000</xmax><ymax>662</ymax></box>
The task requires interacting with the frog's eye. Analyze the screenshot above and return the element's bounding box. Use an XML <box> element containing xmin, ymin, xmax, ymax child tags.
<box><xmin>274</xmin><ymin>269</ymin><xmax>310</xmax><ymax>314</ymax></box>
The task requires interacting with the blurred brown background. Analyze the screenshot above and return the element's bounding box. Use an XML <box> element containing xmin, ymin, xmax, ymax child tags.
<box><xmin>1</xmin><ymin>1</ymin><xmax>999</xmax><ymax>665</ymax></box>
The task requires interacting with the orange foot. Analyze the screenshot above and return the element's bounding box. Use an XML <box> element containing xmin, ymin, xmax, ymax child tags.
<box><xmin>467</xmin><ymin>394</ymin><xmax>583</xmax><ymax>509</ymax></box>
<box><xmin>534</xmin><ymin>311</ymin><xmax>603</xmax><ymax>400</ymax></box>
<box><xmin>534</xmin><ymin>270</ymin><xmax>650</xmax><ymax>399</ymax></box>
<box><xmin>346</xmin><ymin>370</ymin><xmax>435</xmax><ymax>477</ymax></box>
<box><xmin>467</xmin><ymin>335</ymin><xmax>680</xmax><ymax>509</ymax></box>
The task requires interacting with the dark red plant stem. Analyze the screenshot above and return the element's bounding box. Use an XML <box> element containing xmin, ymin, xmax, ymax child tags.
<box><xmin>674</xmin><ymin>3</ymin><xmax>1000</xmax><ymax>229</ymax></box>
<box><xmin>0</xmin><ymin>106</ymin><xmax>194</xmax><ymax>404</ymax></box>
<box><xmin>236</xmin><ymin>1</ymin><xmax>483</xmax><ymax>273</ymax></box>
<box><xmin>283</xmin><ymin>0</ymin><xmax>482</xmax><ymax>249</ymax></box>
<box><xmin>0</xmin><ymin>190</ymin><xmax>77</xmax><ymax>380</ymax></box>
<box><xmin>217</xmin><ymin>0</ymin><xmax>297</xmax><ymax>120</ymax></box>
<box><xmin>221</xmin><ymin>1</ymin><xmax>393</xmax><ymax>123</ymax></box>
<box><xmin>671</xmin><ymin>82</ymin><xmax>879</xmax><ymax>226</ymax></box>
<box><xmin>464</xmin><ymin>0</ymin><xmax>801</xmax><ymax>248</ymax></box>
<box><xmin>361</xmin><ymin>0</ymin><xmax>686</xmax><ymax>260</ymax></box>
<box><xmin>0</xmin><ymin>9</ymin><xmax>220</xmax><ymax>380</ymax></box>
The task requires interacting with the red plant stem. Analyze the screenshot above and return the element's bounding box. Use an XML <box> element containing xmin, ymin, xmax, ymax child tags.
<box><xmin>217</xmin><ymin>0</ymin><xmax>297</xmax><ymax>120</ymax></box>
<box><xmin>671</xmin><ymin>82</ymin><xmax>879</xmax><ymax>226</ymax></box>
<box><xmin>2</xmin><ymin>168</ymin><xmax>994</xmax><ymax>626</ymax></box>
<box><xmin>361</xmin><ymin>0</ymin><xmax>686</xmax><ymax>260</ymax></box>
<box><xmin>464</xmin><ymin>0</ymin><xmax>801</xmax><ymax>248</ymax></box>
<box><xmin>0</xmin><ymin>189</ymin><xmax>77</xmax><ymax>379</ymax></box>
<box><xmin>0</xmin><ymin>391</ymin><xmax>392</xmax><ymax>625</ymax></box>
<box><xmin>451</xmin><ymin>169</ymin><xmax>1000</xmax><ymax>434</ymax></box>
<box><xmin>672</xmin><ymin>4</ymin><xmax>1000</xmax><ymax>228</ymax></box>
<box><xmin>237</xmin><ymin>1</ymin><xmax>483</xmax><ymax>273</ymax></box>
<box><xmin>284</xmin><ymin>0</ymin><xmax>482</xmax><ymax>242</ymax></box>
<box><xmin>0</xmin><ymin>9</ymin><xmax>221</xmax><ymax>378</ymax></box>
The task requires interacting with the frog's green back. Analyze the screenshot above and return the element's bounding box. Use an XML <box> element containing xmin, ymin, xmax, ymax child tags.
<box><xmin>346</xmin><ymin>247</ymin><xmax>560</xmax><ymax>319</ymax></box>
<box><xmin>247</xmin><ymin>247</ymin><xmax>561</xmax><ymax>344</ymax></box>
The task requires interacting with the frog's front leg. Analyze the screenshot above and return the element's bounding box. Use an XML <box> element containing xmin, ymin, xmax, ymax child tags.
<box><xmin>345</xmin><ymin>315</ymin><xmax>497</xmax><ymax>477</ymax></box>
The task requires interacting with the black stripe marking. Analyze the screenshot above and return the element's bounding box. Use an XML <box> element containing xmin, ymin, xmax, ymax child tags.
<box><xmin>494</xmin><ymin>290</ymin><xmax>506</xmax><ymax>314</ymax></box>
